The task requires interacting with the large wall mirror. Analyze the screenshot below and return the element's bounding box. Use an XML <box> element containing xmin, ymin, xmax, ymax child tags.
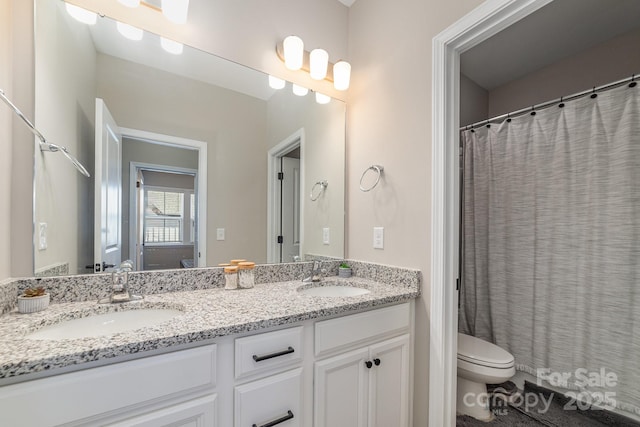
<box><xmin>33</xmin><ymin>0</ymin><xmax>345</xmax><ymax>276</ymax></box>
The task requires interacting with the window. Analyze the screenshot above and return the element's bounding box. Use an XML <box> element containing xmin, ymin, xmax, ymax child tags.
<box><xmin>144</xmin><ymin>187</ymin><xmax>194</xmax><ymax>245</ymax></box>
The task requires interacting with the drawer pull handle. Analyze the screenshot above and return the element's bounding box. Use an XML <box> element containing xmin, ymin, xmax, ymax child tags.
<box><xmin>252</xmin><ymin>410</ymin><xmax>294</xmax><ymax>427</ymax></box>
<box><xmin>252</xmin><ymin>346</ymin><xmax>295</xmax><ymax>362</ymax></box>
<box><xmin>374</xmin><ymin>358</ymin><xmax>381</xmax><ymax>366</ymax></box>
<box><xmin>365</xmin><ymin>360</ymin><xmax>373</xmax><ymax>369</ymax></box>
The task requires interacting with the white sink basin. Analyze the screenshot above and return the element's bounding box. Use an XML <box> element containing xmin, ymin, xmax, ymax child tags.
<box><xmin>26</xmin><ymin>308</ymin><xmax>183</xmax><ymax>340</ymax></box>
<box><xmin>298</xmin><ymin>283</ymin><xmax>371</xmax><ymax>297</ymax></box>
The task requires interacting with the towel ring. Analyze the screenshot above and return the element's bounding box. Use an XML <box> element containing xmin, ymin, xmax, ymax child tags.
<box><xmin>359</xmin><ymin>165</ymin><xmax>384</xmax><ymax>192</ymax></box>
<box><xmin>310</xmin><ymin>180</ymin><xmax>328</xmax><ymax>201</ymax></box>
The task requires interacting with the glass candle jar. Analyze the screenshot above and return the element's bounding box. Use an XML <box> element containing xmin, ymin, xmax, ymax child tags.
<box><xmin>224</xmin><ymin>266</ymin><xmax>238</xmax><ymax>290</ymax></box>
<box><xmin>237</xmin><ymin>261</ymin><xmax>256</xmax><ymax>289</ymax></box>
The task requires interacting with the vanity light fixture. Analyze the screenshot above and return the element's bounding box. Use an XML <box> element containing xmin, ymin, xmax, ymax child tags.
<box><xmin>315</xmin><ymin>92</ymin><xmax>331</xmax><ymax>104</ymax></box>
<box><xmin>118</xmin><ymin>0</ymin><xmax>141</xmax><ymax>7</ymax></box>
<box><xmin>161</xmin><ymin>37</ymin><xmax>184</xmax><ymax>55</ymax></box>
<box><xmin>65</xmin><ymin>3</ymin><xmax>97</xmax><ymax>25</ymax></box>
<box><xmin>162</xmin><ymin>0</ymin><xmax>190</xmax><ymax>24</ymax></box>
<box><xmin>292</xmin><ymin>84</ymin><xmax>309</xmax><ymax>97</ymax></box>
<box><xmin>268</xmin><ymin>75</ymin><xmax>286</xmax><ymax>90</ymax></box>
<box><xmin>277</xmin><ymin>36</ymin><xmax>351</xmax><ymax>91</ymax></box>
<box><xmin>283</xmin><ymin>36</ymin><xmax>304</xmax><ymax>71</ymax></box>
<box><xmin>309</xmin><ymin>48</ymin><xmax>328</xmax><ymax>80</ymax></box>
<box><xmin>117</xmin><ymin>21</ymin><xmax>144</xmax><ymax>41</ymax></box>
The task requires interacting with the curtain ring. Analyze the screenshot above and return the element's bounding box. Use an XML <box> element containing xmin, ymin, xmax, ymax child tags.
<box><xmin>558</xmin><ymin>96</ymin><xmax>565</xmax><ymax>108</ymax></box>
<box><xmin>530</xmin><ymin>106</ymin><xmax>536</xmax><ymax>116</ymax></box>
<box><xmin>359</xmin><ymin>165</ymin><xmax>384</xmax><ymax>192</ymax></box>
<box><xmin>310</xmin><ymin>180</ymin><xmax>328</xmax><ymax>201</ymax></box>
<box><xmin>630</xmin><ymin>74</ymin><xmax>637</xmax><ymax>88</ymax></box>
<box><xmin>590</xmin><ymin>87</ymin><xmax>598</xmax><ymax>99</ymax></box>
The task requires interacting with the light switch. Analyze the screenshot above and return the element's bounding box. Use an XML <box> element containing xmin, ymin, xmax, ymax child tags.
<box><xmin>38</xmin><ymin>222</ymin><xmax>48</xmax><ymax>250</ymax></box>
<box><xmin>216</xmin><ymin>228</ymin><xmax>225</xmax><ymax>241</ymax></box>
<box><xmin>373</xmin><ymin>227</ymin><xmax>384</xmax><ymax>249</ymax></box>
<box><xmin>323</xmin><ymin>227</ymin><xmax>330</xmax><ymax>245</ymax></box>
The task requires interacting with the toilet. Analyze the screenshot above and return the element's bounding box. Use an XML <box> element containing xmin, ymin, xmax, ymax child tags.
<box><xmin>457</xmin><ymin>333</ymin><xmax>515</xmax><ymax>421</ymax></box>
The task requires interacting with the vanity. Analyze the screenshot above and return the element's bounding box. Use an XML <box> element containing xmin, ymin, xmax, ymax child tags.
<box><xmin>0</xmin><ymin>261</ymin><xmax>420</xmax><ymax>427</ymax></box>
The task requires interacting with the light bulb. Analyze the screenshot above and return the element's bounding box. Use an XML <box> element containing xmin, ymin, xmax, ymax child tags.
<box><xmin>161</xmin><ymin>37</ymin><xmax>184</xmax><ymax>55</ymax></box>
<box><xmin>333</xmin><ymin>60</ymin><xmax>351</xmax><ymax>91</ymax></box>
<box><xmin>118</xmin><ymin>0</ymin><xmax>140</xmax><ymax>7</ymax></box>
<box><xmin>292</xmin><ymin>84</ymin><xmax>308</xmax><ymax>96</ymax></box>
<box><xmin>283</xmin><ymin>36</ymin><xmax>304</xmax><ymax>71</ymax></box>
<box><xmin>268</xmin><ymin>75</ymin><xmax>286</xmax><ymax>90</ymax></box>
<box><xmin>117</xmin><ymin>21</ymin><xmax>144</xmax><ymax>41</ymax></box>
<box><xmin>315</xmin><ymin>92</ymin><xmax>331</xmax><ymax>104</ymax></box>
<box><xmin>309</xmin><ymin>49</ymin><xmax>329</xmax><ymax>80</ymax></box>
<box><xmin>65</xmin><ymin>3</ymin><xmax>97</xmax><ymax>25</ymax></box>
<box><xmin>162</xmin><ymin>0</ymin><xmax>190</xmax><ymax>24</ymax></box>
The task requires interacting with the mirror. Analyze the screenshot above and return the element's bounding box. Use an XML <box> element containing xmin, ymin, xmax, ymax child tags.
<box><xmin>33</xmin><ymin>0</ymin><xmax>345</xmax><ymax>276</ymax></box>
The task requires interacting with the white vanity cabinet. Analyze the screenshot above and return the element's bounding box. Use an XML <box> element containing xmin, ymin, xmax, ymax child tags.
<box><xmin>0</xmin><ymin>345</ymin><xmax>218</xmax><ymax>427</ymax></box>
<box><xmin>313</xmin><ymin>303</ymin><xmax>412</xmax><ymax>427</ymax></box>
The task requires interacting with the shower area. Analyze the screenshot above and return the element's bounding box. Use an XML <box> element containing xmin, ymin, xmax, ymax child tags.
<box><xmin>457</xmin><ymin>0</ymin><xmax>640</xmax><ymax>421</ymax></box>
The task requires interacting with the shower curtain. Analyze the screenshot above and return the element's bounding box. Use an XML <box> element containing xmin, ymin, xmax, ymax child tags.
<box><xmin>459</xmin><ymin>83</ymin><xmax>640</xmax><ymax>416</ymax></box>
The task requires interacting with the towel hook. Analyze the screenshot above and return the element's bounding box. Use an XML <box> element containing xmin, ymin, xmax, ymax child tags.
<box><xmin>359</xmin><ymin>165</ymin><xmax>384</xmax><ymax>192</ymax></box>
<box><xmin>310</xmin><ymin>180</ymin><xmax>328</xmax><ymax>201</ymax></box>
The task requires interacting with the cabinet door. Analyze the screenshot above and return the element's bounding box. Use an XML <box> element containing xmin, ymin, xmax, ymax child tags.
<box><xmin>368</xmin><ymin>334</ymin><xmax>411</xmax><ymax>427</ymax></box>
<box><xmin>105</xmin><ymin>394</ymin><xmax>217</xmax><ymax>427</ymax></box>
<box><xmin>314</xmin><ymin>347</ymin><xmax>369</xmax><ymax>427</ymax></box>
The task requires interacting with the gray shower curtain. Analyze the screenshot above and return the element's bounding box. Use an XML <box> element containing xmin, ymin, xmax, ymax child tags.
<box><xmin>459</xmin><ymin>83</ymin><xmax>640</xmax><ymax>416</ymax></box>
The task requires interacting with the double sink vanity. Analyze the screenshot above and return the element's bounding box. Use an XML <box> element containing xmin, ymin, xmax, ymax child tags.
<box><xmin>0</xmin><ymin>260</ymin><xmax>420</xmax><ymax>427</ymax></box>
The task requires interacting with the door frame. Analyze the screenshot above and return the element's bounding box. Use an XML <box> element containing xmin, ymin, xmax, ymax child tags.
<box><xmin>429</xmin><ymin>0</ymin><xmax>553</xmax><ymax>425</ymax></box>
<box><xmin>121</xmin><ymin>128</ymin><xmax>208</xmax><ymax>268</ymax></box>
<box><xmin>129</xmin><ymin>162</ymin><xmax>198</xmax><ymax>271</ymax></box>
<box><xmin>267</xmin><ymin>128</ymin><xmax>305</xmax><ymax>264</ymax></box>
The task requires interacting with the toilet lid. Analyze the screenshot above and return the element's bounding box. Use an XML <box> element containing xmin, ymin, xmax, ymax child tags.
<box><xmin>457</xmin><ymin>333</ymin><xmax>514</xmax><ymax>368</ymax></box>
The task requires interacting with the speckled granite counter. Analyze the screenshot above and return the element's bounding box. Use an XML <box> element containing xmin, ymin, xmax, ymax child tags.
<box><xmin>0</xmin><ymin>266</ymin><xmax>420</xmax><ymax>384</ymax></box>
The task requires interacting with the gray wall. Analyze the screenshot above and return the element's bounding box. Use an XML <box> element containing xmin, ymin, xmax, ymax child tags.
<box><xmin>460</xmin><ymin>74</ymin><xmax>489</xmax><ymax>127</ymax></box>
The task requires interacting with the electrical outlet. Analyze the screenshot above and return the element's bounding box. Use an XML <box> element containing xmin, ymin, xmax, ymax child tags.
<box><xmin>373</xmin><ymin>226</ymin><xmax>384</xmax><ymax>249</ymax></box>
<box><xmin>323</xmin><ymin>227</ymin><xmax>330</xmax><ymax>245</ymax></box>
<box><xmin>38</xmin><ymin>222</ymin><xmax>48</xmax><ymax>250</ymax></box>
<box><xmin>216</xmin><ymin>228</ymin><xmax>225</xmax><ymax>241</ymax></box>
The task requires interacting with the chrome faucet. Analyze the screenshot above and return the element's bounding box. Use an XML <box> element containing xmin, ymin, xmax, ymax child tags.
<box><xmin>303</xmin><ymin>260</ymin><xmax>323</xmax><ymax>283</ymax></box>
<box><xmin>99</xmin><ymin>260</ymin><xmax>142</xmax><ymax>304</ymax></box>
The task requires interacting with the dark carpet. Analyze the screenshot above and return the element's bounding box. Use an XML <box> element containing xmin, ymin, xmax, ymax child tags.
<box><xmin>457</xmin><ymin>381</ymin><xmax>640</xmax><ymax>426</ymax></box>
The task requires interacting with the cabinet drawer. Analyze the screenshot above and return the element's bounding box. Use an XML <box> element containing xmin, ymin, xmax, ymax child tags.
<box><xmin>234</xmin><ymin>368</ymin><xmax>303</xmax><ymax>427</ymax></box>
<box><xmin>315</xmin><ymin>303</ymin><xmax>410</xmax><ymax>356</ymax></box>
<box><xmin>0</xmin><ymin>345</ymin><xmax>217</xmax><ymax>427</ymax></box>
<box><xmin>235</xmin><ymin>326</ymin><xmax>303</xmax><ymax>379</ymax></box>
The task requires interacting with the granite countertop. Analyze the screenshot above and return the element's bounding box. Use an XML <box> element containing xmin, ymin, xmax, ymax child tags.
<box><xmin>0</xmin><ymin>276</ymin><xmax>419</xmax><ymax>383</ymax></box>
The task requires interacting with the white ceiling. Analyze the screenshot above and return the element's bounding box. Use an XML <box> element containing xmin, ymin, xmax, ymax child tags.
<box><xmin>461</xmin><ymin>0</ymin><xmax>640</xmax><ymax>90</ymax></box>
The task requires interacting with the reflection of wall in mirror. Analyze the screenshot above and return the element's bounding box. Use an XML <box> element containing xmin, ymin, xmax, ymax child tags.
<box><xmin>267</xmin><ymin>89</ymin><xmax>346</xmax><ymax>260</ymax></box>
<box><xmin>34</xmin><ymin>0</ymin><xmax>96</xmax><ymax>275</ymax></box>
<box><xmin>95</xmin><ymin>54</ymin><xmax>268</xmax><ymax>266</ymax></box>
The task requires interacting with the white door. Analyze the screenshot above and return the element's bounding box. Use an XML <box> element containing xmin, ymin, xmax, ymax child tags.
<box><xmin>314</xmin><ymin>347</ymin><xmax>369</xmax><ymax>427</ymax></box>
<box><xmin>280</xmin><ymin>157</ymin><xmax>300</xmax><ymax>262</ymax></box>
<box><xmin>368</xmin><ymin>334</ymin><xmax>411</xmax><ymax>427</ymax></box>
<box><xmin>94</xmin><ymin>98</ymin><xmax>122</xmax><ymax>273</ymax></box>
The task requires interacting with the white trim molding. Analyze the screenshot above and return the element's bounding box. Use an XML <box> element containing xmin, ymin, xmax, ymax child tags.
<box><xmin>429</xmin><ymin>1</ymin><xmax>553</xmax><ymax>426</ymax></box>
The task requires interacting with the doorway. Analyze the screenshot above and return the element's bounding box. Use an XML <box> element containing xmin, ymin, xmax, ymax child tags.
<box><xmin>267</xmin><ymin>129</ymin><xmax>305</xmax><ymax>263</ymax></box>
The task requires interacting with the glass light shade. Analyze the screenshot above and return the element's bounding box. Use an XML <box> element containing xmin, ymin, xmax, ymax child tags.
<box><xmin>283</xmin><ymin>36</ymin><xmax>304</xmax><ymax>71</ymax></box>
<box><xmin>65</xmin><ymin>3</ymin><xmax>97</xmax><ymax>25</ymax></box>
<box><xmin>162</xmin><ymin>0</ymin><xmax>190</xmax><ymax>24</ymax></box>
<box><xmin>333</xmin><ymin>61</ymin><xmax>351</xmax><ymax>91</ymax></box>
<box><xmin>268</xmin><ymin>75</ymin><xmax>286</xmax><ymax>90</ymax></box>
<box><xmin>118</xmin><ymin>0</ymin><xmax>140</xmax><ymax>7</ymax></box>
<box><xmin>161</xmin><ymin>37</ymin><xmax>184</xmax><ymax>55</ymax></box>
<box><xmin>315</xmin><ymin>92</ymin><xmax>331</xmax><ymax>104</ymax></box>
<box><xmin>309</xmin><ymin>49</ymin><xmax>329</xmax><ymax>80</ymax></box>
<box><xmin>117</xmin><ymin>22</ymin><xmax>144</xmax><ymax>41</ymax></box>
<box><xmin>292</xmin><ymin>84</ymin><xmax>309</xmax><ymax>96</ymax></box>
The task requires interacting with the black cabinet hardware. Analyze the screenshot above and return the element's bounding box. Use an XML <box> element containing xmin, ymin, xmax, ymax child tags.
<box><xmin>252</xmin><ymin>346</ymin><xmax>295</xmax><ymax>362</ymax></box>
<box><xmin>252</xmin><ymin>410</ymin><xmax>294</xmax><ymax>427</ymax></box>
<box><xmin>374</xmin><ymin>358</ymin><xmax>381</xmax><ymax>366</ymax></box>
<box><xmin>365</xmin><ymin>360</ymin><xmax>373</xmax><ymax>369</ymax></box>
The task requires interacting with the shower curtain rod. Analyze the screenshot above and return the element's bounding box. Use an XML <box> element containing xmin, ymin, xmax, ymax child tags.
<box><xmin>460</xmin><ymin>73</ymin><xmax>638</xmax><ymax>131</ymax></box>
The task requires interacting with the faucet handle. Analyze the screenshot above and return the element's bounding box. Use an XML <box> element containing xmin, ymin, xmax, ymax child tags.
<box><xmin>119</xmin><ymin>260</ymin><xmax>133</xmax><ymax>271</ymax></box>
